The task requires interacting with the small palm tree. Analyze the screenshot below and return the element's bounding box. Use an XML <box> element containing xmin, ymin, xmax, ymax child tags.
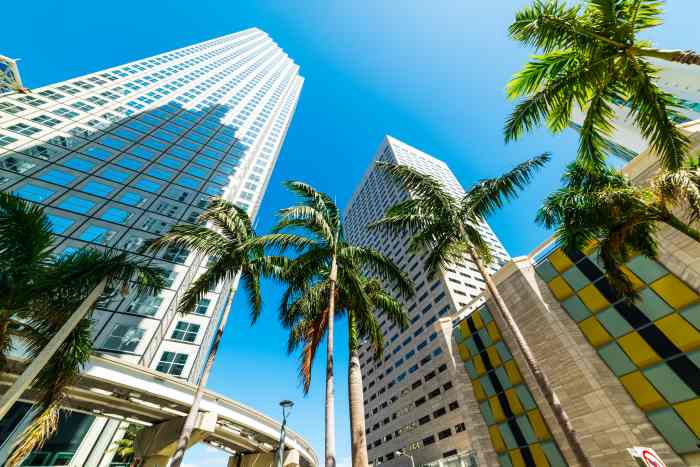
<box><xmin>266</xmin><ymin>181</ymin><xmax>412</xmax><ymax>467</ymax></box>
<box><xmin>369</xmin><ymin>155</ymin><xmax>594</xmax><ymax>467</ymax></box>
<box><xmin>505</xmin><ymin>0</ymin><xmax>698</xmax><ymax>170</ymax></box>
<box><xmin>282</xmin><ymin>266</ymin><xmax>411</xmax><ymax>467</ymax></box>
<box><xmin>143</xmin><ymin>198</ymin><xmax>282</xmax><ymax>467</ymax></box>
<box><xmin>538</xmin><ymin>157</ymin><xmax>700</xmax><ymax>298</ymax></box>
<box><xmin>0</xmin><ymin>193</ymin><xmax>164</xmax><ymax>467</ymax></box>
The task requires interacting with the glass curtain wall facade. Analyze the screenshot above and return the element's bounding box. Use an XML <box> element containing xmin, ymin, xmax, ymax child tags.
<box><xmin>0</xmin><ymin>28</ymin><xmax>302</xmax><ymax>466</ymax></box>
<box><xmin>344</xmin><ymin>136</ymin><xmax>510</xmax><ymax>466</ymax></box>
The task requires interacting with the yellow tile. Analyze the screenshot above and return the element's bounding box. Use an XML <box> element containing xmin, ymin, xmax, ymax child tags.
<box><xmin>473</xmin><ymin>379</ymin><xmax>487</xmax><ymax>401</ymax></box>
<box><xmin>505</xmin><ymin>388</ymin><xmax>524</xmax><ymax>416</ymax></box>
<box><xmin>655</xmin><ymin>314</ymin><xmax>700</xmax><ymax>352</ymax></box>
<box><xmin>618</xmin><ymin>332</ymin><xmax>662</xmax><ymax>368</ymax></box>
<box><xmin>490</xmin><ymin>396</ymin><xmax>506</xmax><ymax>422</ymax></box>
<box><xmin>527</xmin><ymin>409</ymin><xmax>551</xmax><ymax>440</ymax></box>
<box><xmin>650</xmin><ymin>274</ymin><xmax>700</xmax><ymax>310</ymax></box>
<box><xmin>620</xmin><ymin>265</ymin><xmax>646</xmax><ymax>291</ymax></box>
<box><xmin>510</xmin><ymin>449</ymin><xmax>527</xmax><ymax>467</ymax></box>
<box><xmin>548</xmin><ymin>249</ymin><xmax>574</xmax><ymax>273</ymax></box>
<box><xmin>459</xmin><ymin>320</ymin><xmax>472</xmax><ymax>339</ymax></box>
<box><xmin>487</xmin><ymin>346</ymin><xmax>502</xmax><ymax>367</ymax></box>
<box><xmin>505</xmin><ymin>360</ymin><xmax>523</xmax><ymax>385</ymax></box>
<box><xmin>582</xmin><ymin>240</ymin><xmax>598</xmax><ymax>255</ymax></box>
<box><xmin>548</xmin><ymin>276</ymin><xmax>574</xmax><ymax>301</ymax></box>
<box><xmin>675</xmin><ymin>399</ymin><xmax>700</xmax><ymax>437</ymax></box>
<box><xmin>529</xmin><ymin>443</ymin><xmax>551</xmax><ymax>467</ymax></box>
<box><xmin>472</xmin><ymin>312</ymin><xmax>485</xmax><ymax>330</ymax></box>
<box><xmin>487</xmin><ymin>320</ymin><xmax>501</xmax><ymax>341</ymax></box>
<box><xmin>473</xmin><ymin>354</ymin><xmax>486</xmax><ymax>375</ymax></box>
<box><xmin>620</xmin><ymin>371</ymin><xmax>667</xmax><ymax>411</ymax></box>
<box><xmin>577</xmin><ymin>284</ymin><xmax>609</xmax><ymax>313</ymax></box>
<box><xmin>579</xmin><ymin>316</ymin><xmax>613</xmax><ymax>347</ymax></box>
<box><xmin>458</xmin><ymin>343</ymin><xmax>470</xmax><ymax>361</ymax></box>
<box><xmin>489</xmin><ymin>425</ymin><xmax>507</xmax><ymax>453</ymax></box>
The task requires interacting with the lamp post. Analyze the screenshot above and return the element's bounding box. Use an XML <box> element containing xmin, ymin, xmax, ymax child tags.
<box><xmin>277</xmin><ymin>400</ymin><xmax>294</xmax><ymax>467</ymax></box>
<box><xmin>395</xmin><ymin>450</ymin><xmax>415</xmax><ymax>467</ymax></box>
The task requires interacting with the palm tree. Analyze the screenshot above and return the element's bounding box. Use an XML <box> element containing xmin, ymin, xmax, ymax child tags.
<box><xmin>504</xmin><ymin>0</ymin><xmax>698</xmax><ymax>171</ymax></box>
<box><xmin>266</xmin><ymin>181</ymin><xmax>413</xmax><ymax>467</ymax></box>
<box><xmin>537</xmin><ymin>157</ymin><xmax>700</xmax><ymax>299</ymax></box>
<box><xmin>0</xmin><ymin>193</ymin><xmax>164</xmax><ymax>467</ymax></box>
<box><xmin>282</xmin><ymin>266</ymin><xmax>411</xmax><ymax>467</ymax></box>
<box><xmin>369</xmin><ymin>155</ymin><xmax>595</xmax><ymax>467</ymax></box>
<box><xmin>142</xmin><ymin>198</ymin><xmax>282</xmax><ymax>467</ymax></box>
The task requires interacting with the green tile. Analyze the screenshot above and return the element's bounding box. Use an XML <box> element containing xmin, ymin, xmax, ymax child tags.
<box><xmin>496</xmin><ymin>341</ymin><xmax>512</xmax><ymax>362</ymax></box>
<box><xmin>637</xmin><ymin>288</ymin><xmax>674</xmax><ymax>321</ymax></box>
<box><xmin>587</xmin><ymin>252</ymin><xmax>605</xmax><ymax>270</ymax></box>
<box><xmin>647</xmin><ymin>407</ymin><xmax>699</xmax><ymax>454</ymax></box>
<box><xmin>453</xmin><ymin>327</ymin><xmax>466</xmax><ymax>343</ymax></box>
<box><xmin>515</xmin><ymin>385</ymin><xmax>536</xmax><ymax>410</ymax></box>
<box><xmin>535</xmin><ymin>261</ymin><xmax>559</xmax><ymax>282</ymax></box>
<box><xmin>643</xmin><ymin>362</ymin><xmax>695</xmax><ymax>404</ymax></box>
<box><xmin>495</xmin><ymin>367</ymin><xmax>512</xmax><ymax>390</ymax></box>
<box><xmin>465</xmin><ymin>337</ymin><xmax>479</xmax><ymax>355</ymax></box>
<box><xmin>562</xmin><ymin>266</ymin><xmax>590</xmax><ymax>291</ymax></box>
<box><xmin>561</xmin><ymin>295</ymin><xmax>592</xmax><ymax>322</ymax></box>
<box><xmin>689</xmin><ymin>349</ymin><xmax>700</xmax><ymax>368</ymax></box>
<box><xmin>478</xmin><ymin>328</ymin><xmax>493</xmax><ymax>347</ymax></box>
<box><xmin>481</xmin><ymin>375</ymin><xmax>496</xmax><ymax>397</ymax></box>
<box><xmin>464</xmin><ymin>361</ymin><xmax>479</xmax><ymax>379</ymax></box>
<box><xmin>498</xmin><ymin>422</ymin><xmax>519</xmax><ymax>449</ymax></box>
<box><xmin>542</xmin><ymin>441</ymin><xmax>568</xmax><ymax>467</ymax></box>
<box><xmin>597</xmin><ymin>307</ymin><xmax>634</xmax><ymax>337</ymax></box>
<box><xmin>498</xmin><ymin>453</ymin><xmax>513</xmax><ymax>467</ymax></box>
<box><xmin>516</xmin><ymin>415</ymin><xmax>537</xmax><ymax>445</ymax></box>
<box><xmin>481</xmin><ymin>307</ymin><xmax>494</xmax><ymax>323</ymax></box>
<box><xmin>598</xmin><ymin>342</ymin><xmax>636</xmax><ymax>376</ymax></box>
<box><xmin>480</xmin><ymin>400</ymin><xmax>495</xmax><ymax>425</ymax></box>
<box><xmin>626</xmin><ymin>255</ymin><xmax>667</xmax><ymax>284</ymax></box>
<box><xmin>681</xmin><ymin>302</ymin><xmax>700</xmax><ymax>330</ymax></box>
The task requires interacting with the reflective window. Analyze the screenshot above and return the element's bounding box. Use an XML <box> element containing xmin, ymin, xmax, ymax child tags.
<box><xmin>115</xmin><ymin>156</ymin><xmax>144</xmax><ymax>171</ymax></box>
<box><xmin>134</xmin><ymin>178</ymin><xmax>161</xmax><ymax>193</ymax></box>
<box><xmin>38</xmin><ymin>169</ymin><xmax>76</xmax><ymax>186</ymax></box>
<box><xmin>14</xmin><ymin>184</ymin><xmax>56</xmax><ymax>202</ymax></box>
<box><xmin>171</xmin><ymin>321</ymin><xmax>200</xmax><ymax>343</ymax></box>
<box><xmin>62</xmin><ymin>157</ymin><xmax>96</xmax><ymax>172</ymax></box>
<box><xmin>156</xmin><ymin>351</ymin><xmax>187</xmax><ymax>376</ymax></box>
<box><xmin>103</xmin><ymin>324</ymin><xmax>144</xmax><ymax>352</ymax></box>
<box><xmin>58</xmin><ymin>196</ymin><xmax>96</xmax><ymax>214</ymax></box>
<box><xmin>80</xmin><ymin>225</ymin><xmax>115</xmax><ymax>244</ymax></box>
<box><xmin>101</xmin><ymin>207</ymin><xmax>131</xmax><ymax>223</ymax></box>
<box><xmin>46</xmin><ymin>214</ymin><xmax>75</xmax><ymax>234</ymax></box>
<box><xmin>100</xmin><ymin>168</ymin><xmax>130</xmax><ymax>183</ymax></box>
<box><xmin>82</xmin><ymin>181</ymin><xmax>113</xmax><ymax>197</ymax></box>
<box><xmin>119</xmin><ymin>191</ymin><xmax>147</xmax><ymax>207</ymax></box>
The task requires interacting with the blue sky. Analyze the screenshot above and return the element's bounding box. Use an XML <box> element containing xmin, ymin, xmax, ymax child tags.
<box><xmin>4</xmin><ymin>1</ymin><xmax>695</xmax><ymax>465</ymax></box>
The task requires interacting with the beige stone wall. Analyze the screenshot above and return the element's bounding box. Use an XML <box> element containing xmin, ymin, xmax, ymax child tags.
<box><xmin>487</xmin><ymin>260</ymin><xmax>685</xmax><ymax>466</ymax></box>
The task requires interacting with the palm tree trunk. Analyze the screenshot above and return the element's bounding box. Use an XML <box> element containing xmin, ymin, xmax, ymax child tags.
<box><xmin>661</xmin><ymin>212</ymin><xmax>700</xmax><ymax>242</ymax></box>
<box><xmin>469</xmin><ymin>251</ymin><xmax>592</xmax><ymax>467</ymax></box>
<box><xmin>325</xmin><ymin>254</ymin><xmax>337</xmax><ymax>467</ymax></box>
<box><xmin>0</xmin><ymin>279</ymin><xmax>107</xmax><ymax>420</ymax></box>
<box><xmin>169</xmin><ymin>283</ymin><xmax>237</xmax><ymax>467</ymax></box>
<box><xmin>636</xmin><ymin>48</ymin><xmax>700</xmax><ymax>66</ymax></box>
<box><xmin>347</xmin><ymin>314</ymin><xmax>369</xmax><ymax>467</ymax></box>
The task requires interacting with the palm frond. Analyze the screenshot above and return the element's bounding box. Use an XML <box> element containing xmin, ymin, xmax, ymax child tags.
<box><xmin>465</xmin><ymin>153</ymin><xmax>550</xmax><ymax>219</ymax></box>
<box><xmin>509</xmin><ymin>0</ymin><xmax>587</xmax><ymax>52</ymax></box>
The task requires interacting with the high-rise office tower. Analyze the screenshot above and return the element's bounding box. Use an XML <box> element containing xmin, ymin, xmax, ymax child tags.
<box><xmin>0</xmin><ymin>28</ymin><xmax>303</xmax><ymax>465</ymax></box>
<box><xmin>345</xmin><ymin>136</ymin><xmax>509</xmax><ymax>466</ymax></box>
<box><xmin>570</xmin><ymin>59</ymin><xmax>700</xmax><ymax>163</ymax></box>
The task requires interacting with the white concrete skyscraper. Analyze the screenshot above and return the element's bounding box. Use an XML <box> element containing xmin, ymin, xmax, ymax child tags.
<box><xmin>345</xmin><ymin>136</ymin><xmax>509</xmax><ymax>466</ymax></box>
<box><xmin>0</xmin><ymin>28</ymin><xmax>308</xmax><ymax>466</ymax></box>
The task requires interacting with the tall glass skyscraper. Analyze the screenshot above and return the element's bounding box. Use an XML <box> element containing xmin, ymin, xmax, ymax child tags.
<box><xmin>0</xmin><ymin>28</ymin><xmax>303</xmax><ymax>465</ymax></box>
<box><xmin>345</xmin><ymin>136</ymin><xmax>509</xmax><ymax>467</ymax></box>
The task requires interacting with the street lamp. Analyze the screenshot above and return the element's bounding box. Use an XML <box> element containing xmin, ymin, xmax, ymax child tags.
<box><xmin>276</xmin><ymin>400</ymin><xmax>294</xmax><ymax>467</ymax></box>
<box><xmin>395</xmin><ymin>450</ymin><xmax>415</xmax><ymax>467</ymax></box>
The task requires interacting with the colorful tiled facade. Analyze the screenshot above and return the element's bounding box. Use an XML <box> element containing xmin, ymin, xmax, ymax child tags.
<box><xmin>453</xmin><ymin>305</ymin><xmax>568</xmax><ymax>467</ymax></box>
<box><xmin>535</xmin><ymin>247</ymin><xmax>700</xmax><ymax>457</ymax></box>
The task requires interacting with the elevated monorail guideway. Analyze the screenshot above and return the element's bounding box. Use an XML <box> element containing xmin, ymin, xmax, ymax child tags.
<box><xmin>0</xmin><ymin>354</ymin><xmax>318</xmax><ymax>466</ymax></box>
